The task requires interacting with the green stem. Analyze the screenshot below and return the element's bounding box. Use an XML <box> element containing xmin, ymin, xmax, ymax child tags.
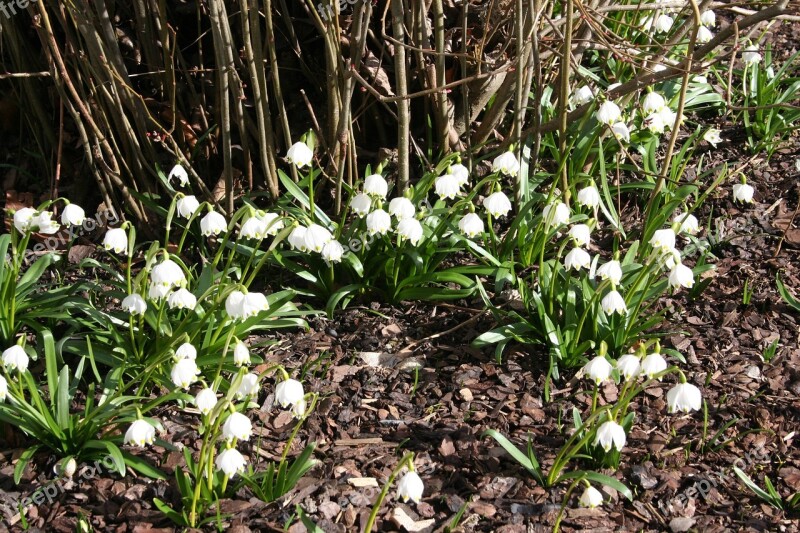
<box><xmin>364</xmin><ymin>453</ymin><xmax>415</xmax><ymax>533</ymax></box>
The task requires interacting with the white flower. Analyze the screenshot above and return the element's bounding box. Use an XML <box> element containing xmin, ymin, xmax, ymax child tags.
<box><xmin>703</xmin><ymin>128</ymin><xmax>722</xmax><ymax>147</ymax></box>
<box><xmin>31</xmin><ymin>212</ymin><xmax>60</xmax><ymax>234</ymax></box>
<box><xmin>615</xmin><ymin>354</ymin><xmax>641</xmax><ymax>381</ymax></box>
<box><xmin>366</xmin><ymin>209</ymin><xmax>392</xmax><ymax>236</ymax></box>
<box><xmin>570</xmin><ymin>85</ymin><xmax>595</xmax><ymax>107</ymax></box>
<box><xmin>2</xmin><ymin>345</ymin><xmax>29</xmax><ymax>373</ymax></box>
<box><xmin>175</xmin><ymin>342</ymin><xmax>197</xmax><ymax>361</ymax></box>
<box><xmin>54</xmin><ymin>457</ymin><xmax>77</xmax><ymax>478</ymax></box>
<box><xmin>640</xmin><ymin>352</ymin><xmax>667</xmax><ymax>379</ymax></box>
<box><xmin>674</xmin><ymin>212</ymin><xmax>699</xmax><ymax>235</ymax></box>
<box><xmin>168</xmin><ymin>288</ymin><xmax>197</xmax><ymax>310</ymax></box>
<box><xmin>666</xmin><ymin>382</ymin><xmax>702</xmax><ymax>413</ymax></box>
<box><xmin>194</xmin><ymin>388</ymin><xmax>218</xmax><ymax>415</ymax></box>
<box><xmin>0</xmin><ymin>375</ymin><xmax>6</xmax><ymax>402</ymax></box>
<box><xmin>61</xmin><ymin>204</ymin><xmax>85</xmax><ymax>226</ymax></box>
<box><xmin>577</xmin><ymin>186</ymin><xmax>600</xmax><ymax>208</ymax></box>
<box><xmin>542</xmin><ymin>202</ymin><xmax>570</xmax><ymax>226</ymax></box>
<box><xmin>168</xmin><ymin>164</ymin><xmax>190</xmax><ymax>187</ymax></box>
<box><xmin>458</xmin><ymin>213</ymin><xmax>485</xmax><ymax>238</ymax></box>
<box><xmin>484</xmin><ymin>192</ymin><xmax>512</xmax><ymax>218</ymax></box>
<box><xmin>275</xmin><ymin>379</ymin><xmax>305</xmax><ymax>408</ymax></box>
<box><xmin>663</xmin><ymin>247</ymin><xmax>681</xmax><ymax>270</ymax></box>
<box><xmin>669</xmin><ymin>263</ymin><xmax>694</xmax><ymax>289</ymax></box>
<box><xmin>397</xmin><ymin>218</ymin><xmax>424</xmax><ymax>245</ymax></box>
<box><xmin>450</xmin><ymin>163</ymin><xmax>470</xmax><ymax>186</ymax></box>
<box><xmin>594</xmin><ymin>420</ymin><xmax>627</xmax><ymax>452</ymax></box>
<box><xmin>322</xmin><ymin>240</ymin><xmax>345</xmax><ymax>263</ymax></box>
<box><xmin>292</xmin><ymin>399</ymin><xmax>308</xmax><ymax>419</ymax></box>
<box><xmin>236</xmin><ymin>373</ymin><xmax>260</xmax><ymax>399</ymax></box>
<box><xmin>240</xmin><ymin>216</ymin><xmax>267</xmax><ymax>240</ymax></box>
<box><xmin>103</xmin><ymin>228</ymin><xmax>128</xmax><ymax>255</ymax></box>
<box><xmin>601</xmin><ymin>290</ymin><xmax>627</xmax><ymax>315</ymax></box>
<box><xmin>733</xmin><ymin>183</ymin><xmax>754</xmax><ymax>203</ymax></box>
<box><xmin>225</xmin><ymin>290</ymin><xmax>246</xmax><ymax>320</ymax></box>
<box><xmin>12</xmin><ymin>207</ymin><xmax>37</xmax><ymax>233</ymax></box>
<box><xmin>304</xmin><ymin>224</ymin><xmax>333</xmax><ymax>252</ymax></box>
<box><xmin>435</xmin><ymin>174</ymin><xmax>461</xmax><ymax>200</ymax></box>
<box><xmin>233</xmin><ymin>341</ymin><xmax>250</xmax><ymax>367</ymax></box>
<box><xmin>583</xmin><ymin>356</ymin><xmax>612</xmax><ymax>384</ymax></box>
<box><xmin>642</xmin><ymin>92</ymin><xmax>666</xmax><ymax>114</ymax></box>
<box><xmin>644</xmin><ymin>112</ymin><xmax>666</xmax><ymax>134</ymax></box>
<box><xmin>397</xmin><ymin>471</ymin><xmax>424</xmax><ymax>503</ymax></box>
<box><xmin>171</xmin><ymin>358</ymin><xmax>200</xmax><ymax>390</ymax></box>
<box><xmin>596</xmin><ymin>101</ymin><xmax>621</xmax><ymax>125</ymax></box>
<box><xmin>258</xmin><ymin>212</ymin><xmax>284</xmax><ymax>236</ymax></box>
<box><xmin>364</xmin><ymin>174</ymin><xmax>388</xmax><ymax>198</ymax></box>
<box><xmin>286</xmin><ymin>141</ymin><xmax>313</xmax><ymax>168</ymax></box>
<box><xmin>121</xmin><ymin>294</ymin><xmax>147</xmax><ymax>315</ymax></box>
<box><xmin>151</xmin><ymin>258</ymin><xmax>186</xmax><ymax>289</ymax></box>
<box><xmin>124</xmin><ymin>419</ymin><xmax>156</xmax><ymax>447</ymax></box>
<box><xmin>653</xmin><ymin>63</ymin><xmax>667</xmax><ymax>73</ymax></box>
<box><xmin>176</xmin><ymin>195</ymin><xmax>200</xmax><ymax>219</ymax></box>
<box><xmin>650</xmin><ymin>228</ymin><xmax>676</xmax><ymax>253</ymax></box>
<box><xmin>200</xmin><ymin>211</ymin><xmax>227</xmax><ymax>236</ymax></box>
<box><xmin>742</xmin><ymin>45</ymin><xmax>762</xmax><ymax>65</ymax></box>
<box><xmin>147</xmin><ymin>286</ymin><xmax>170</xmax><ymax>301</ymax></box>
<box><xmin>654</xmin><ymin>14</ymin><xmax>674</xmax><ymax>33</ymax></box>
<box><xmin>700</xmin><ymin>10</ymin><xmax>715</xmax><ymax>27</ymax></box>
<box><xmin>579</xmin><ymin>486</ymin><xmax>604</xmax><ymax>508</ymax></box>
<box><xmin>288</xmin><ymin>226</ymin><xmax>308</xmax><ymax>251</ymax></box>
<box><xmin>222</xmin><ymin>412</ymin><xmax>252</xmax><ymax>441</ymax></box>
<box><xmin>215</xmin><ymin>448</ymin><xmax>247</xmax><ymax>478</ymax></box>
<box><xmin>564</xmin><ymin>248</ymin><xmax>591</xmax><ymax>271</ymax></box>
<box><xmin>241</xmin><ymin>292</ymin><xmax>269</xmax><ymax>318</ymax></box>
<box><xmin>596</xmin><ymin>260</ymin><xmax>623</xmax><ymax>285</ymax></box>
<box><xmin>389</xmin><ymin>197</ymin><xmax>416</xmax><ymax>219</ymax></box>
<box><xmin>568</xmin><ymin>224</ymin><xmax>591</xmax><ymax>247</ymax></box>
<box><xmin>350</xmin><ymin>193</ymin><xmax>373</xmax><ymax>217</ymax></box>
<box><xmin>611</xmin><ymin>122</ymin><xmax>631</xmax><ymax>143</ymax></box>
<box><xmin>492</xmin><ymin>151</ymin><xmax>520</xmax><ymax>177</ymax></box>
<box><xmin>697</xmin><ymin>26</ymin><xmax>713</xmax><ymax>44</ymax></box>
<box><xmin>607</xmin><ymin>82</ymin><xmax>622</xmax><ymax>92</ymax></box>
<box><xmin>658</xmin><ymin>107</ymin><xmax>678</xmax><ymax>129</ymax></box>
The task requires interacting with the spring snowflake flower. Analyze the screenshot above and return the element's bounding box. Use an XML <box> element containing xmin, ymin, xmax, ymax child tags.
<box><xmin>650</xmin><ymin>228</ymin><xmax>676</xmax><ymax>253</ymax></box>
<box><xmin>577</xmin><ymin>186</ymin><xmax>600</xmax><ymax>208</ymax></box>
<box><xmin>663</xmin><ymin>246</ymin><xmax>681</xmax><ymax>270</ymax></box>
<box><xmin>579</xmin><ymin>486</ymin><xmax>604</xmax><ymax>508</ymax></box>
<box><xmin>568</xmin><ymin>224</ymin><xmax>591</xmax><ymax>247</ymax></box>
<box><xmin>194</xmin><ymin>388</ymin><xmax>218</xmax><ymax>415</ymax></box>
<box><xmin>644</xmin><ymin>112</ymin><xmax>666</xmax><ymax>135</ymax></box>
<box><xmin>171</xmin><ymin>358</ymin><xmax>200</xmax><ymax>390</ymax></box>
<box><xmin>611</xmin><ymin>122</ymin><xmax>631</xmax><ymax>143</ymax></box>
<box><xmin>275</xmin><ymin>378</ymin><xmax>305</xmax><ymax>408</ymax></box>
<box><xmin>701</xmin><ymin>128</ymin><xmax>722</xmax><ymax>148</ymax></box>
<box><xmin>31</xmin><ymin>212</ymin><xmax>60</xmax><ymax>234</ymax></box>
<box><xmin>176</xmin><ymin>195</ymin><xmax>200</xmax><ymax>219</ymax></box>
<box><xmin>222</xmin><ymin>412</ymin><xmax>252</xmax><ymax>441</ymax></box>
<box><xmin>700</xmin><ymin>10</ymin><xmax>715</xmax><ymax>27</ymax></box>
<box><xmin>564</xmin><ymin>248</ymin><xmax>591</xmax><ymax>271</ymax></box>
<box><xmin>304</xmin><ymin>224</ymin><xmax>333</xmax><ymax>252</ymax></box>
<box><xmin>364</xmin><ymin>174</ymin><xmax>389</xmax><ymax>198</ymax></box>
<box><xmin>175</xmin><ymin>342</ymin><xmax>197</xmax><ymax>361</ymax></box>
<box><xmin>492</xmin><ymin>151</ymin><xmax>520</xmax><ymax>177</ymax></box>
<box><xmin>216</xmin><ymin>448</ymin><xmax>247</xmax><ymax>478</ymax></box>
<box><xmin>292</xmin><ymin>398</ymin><xmax>308</xmax><ymax>419</ymax></box>
<box><xmin>484</xmin><ymin>192</ymin><xmax>512</xmax><ymax>218</ymax></box>
<box><xmin>583</xmin><ymin>356</ymin><xmax>612</xmax><ymax>384</ymax></box>
<box><xmin>667</xmin><ymin>382</ymin><xmax>702</xmax><ymax>413</ymax></box>
<box><xmin>654</xmin><ymin>14</ymin><xmax>674</xmax><ymax>33</ymax></box>
<box><xmin>350</xmin><ymin>193</ymin><xmax>373</xmax><ymax>217</ymax></box>
<box><xmin>458</xmin><ymin>213</ymin><xmax>485</xmax><ymax>238</ymax></box>
<box><xmin>288</xmin><ymin>226</ymin><xmax>308</xmax><ymax>251</ymax></box>
<box><xmin>397</xmin><ymin>218</ymin><xmax>424</xmax><ymax>245</ymax></box>
<box><xmin>233</xmin><ymin>341</ymin><xmax>251</xmax><ymax>367</ymax></box>
<box><xmin>151</xmin><ymin>258</ymin><xmax>186</xmax><ymax>290</ymax></box>
<box><xmin>2</xmin><ymin>345</ymin><xmax>29</xmax><ymax>373</ymax></box>
<box><xmin>397</xmin><ymin>471</ymin><xmax>424</xmax><ymax>503</ymax></box>
<box><xmin>13</xmin><ymin>207</ymin><xmax>37</xmax><ymax>233</ymax></box>
<box><xmin>0</xmin><ymin>375</ymin><xmax>7</xmax><ymax>402</ymax></box>
<box><xmin>450</xmin><ymin>163</ymin><xmax>470</xmax><ymax>187</ymax></box>
<box><xmin>594</xmin><ymin>420</ymin><xmax>627</xmax><ymax>452</ymax></box>
<box><xmin>322</xmin><ymin>240</ymin><xmax>345</xmax><ymax>263</ymax></box>
<box><xmin>286</xmin><ymin>141</ymin><xmax>313</xmax><ymax>168</ymax></box>
<box><xmin>235</xmin><ymin>373</ymin><xmax>260</xmax><ymax>399</ymax></box>
<box><xmin>240</xmin><ymin>216</ymin><xmax>267</xmax><ymax>240</ymax></box>
<box><xmin>640</xmin><ymin>352</ymin><xmax>667</xmax><ymax>379</ymax></box>
<box><xmin>61</xmin><ymin>204</ymin><xmax>85</xmax><ymax>226</ymax></box>
<box><xmin>200</xmin><ymin>211</ymin><xmax>227</xmax><ymax>237</ymax></box>
<box><xmin>601</xmin><ymin>290</ymin><xmax>627</xmax><ymax>315</ymax></box>
<box><xmin>697</xmin><ymin>26</ymin><xmax>713</xmax><ymax>44</ymax></box>
<box><xmin>733</xmin><ymin>183</ymin><xmax>754</xmax><ymax>203</ymax></box>
<box><xmin>148</xmin><ymin>287</ymin><xmax>171</xmax><ymax>302</ymax></box>
<box><xmin>366</xmin><ymin>209</ymin><xmax>392</xmax><ymax>236</ymax></box>
<box><xmin>57</xmin><ymin>457</ymin><xmax>77</xmax><ymax>478</ymax></box>
<box><xmin>596</xmin><ymin>101</ymin><xmax>621</xmax><ymax>125</ymax></box>
<box><xmin>240</xmin><ymin>292</ymin><xmax>269</xmax><ymax>318</ymax></box>
<box><xmin>543</xmin><ymin>202</ymin><xmax>570</xmax><ymax>226</ymax></box>
<box><xmin>435</xmin><ymin>174</ymin><xmax>461</xmax><ymax>200</ymax></box>
<box><xmin>570</xmin><ymin>85</ymin><xmax>595</xmax><ymax>107</ymax></box>
<box><xmin>258</xmin><ymin>212</ymin><xmax>284</xmax><ymax>236</ymax></box>
<box><xmin>615</xmin><ymin>354</ymin><xmax>641</xmax><ymax>381</ymax></box>
<box><xmin>167</xmin><ymin>288</ymin><xmax>197</xmax><ymax>310</ymax></box>
<box><xmin>742</xmin><ymin>45</ymin><xmax>762</xmax><ymax>65</ymax></box>
<box><xmin>673</xmin><ymin>212</ymin><xmax>699</xmax><ymax>235</ymax></box>
<box><xmin>389</xmin><ymin>197</ymin><xmax>415</xmax><ymax>220</ymax></box>
<box><xmin>642</xmin><ymin>92</ymin><xmax>666</xmax><ymax>114</ymax></box>
<box><xmin>124</xmin><ymin>419</ymin><xmax>156</xmax><ymax>447</ymax></box>
<box><xmin>168</xmin><ymin>164</ymin><xmax>189</xmax><ymax>187</ymax></box>
<box><xmin>669</xmin><ymin>263</ymin><xmax>695</xmax><ymax>289</ymax></box>
<box><xmin>121</xmin><ymin>294</ymin><xmax>147</xmax><ymax>315</ymax></box>
<box><xmin>596</xmin><ymin>260</ymin><xmax>622</xmax><ymax>285</ymax></box>
<box><xmin>225</xmin><ymin>290</ymin><xmax>246</xmax><ymax>320</ymax></box>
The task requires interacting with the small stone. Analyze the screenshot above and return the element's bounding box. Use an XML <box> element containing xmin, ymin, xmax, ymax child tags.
<box><xmin>670</xmin><ymin>517</ymin><xmax>696</xmax><ymax>532</ymax></box>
